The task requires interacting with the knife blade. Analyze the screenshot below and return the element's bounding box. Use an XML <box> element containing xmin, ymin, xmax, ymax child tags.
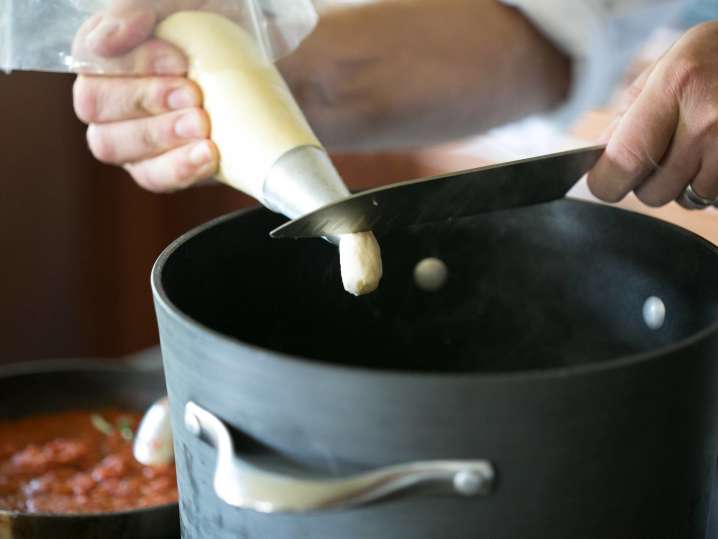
<box><xmin>270</xmin><ymin>145</ymin><xmax>605</xmax><ymax>239</ymax></box>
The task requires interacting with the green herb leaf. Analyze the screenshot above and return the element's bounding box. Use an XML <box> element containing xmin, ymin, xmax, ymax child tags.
<box><xmin>90</xmin><ymin>414</ymin><xmax>115</xmax><ymax>436</ymax></box>
<box><xmin>116</xmin><ymin>416</ymin><xmax>132</xmax><ymax>430</ymax></box>
<box><xmin>116</xmin><ymin>415</ymin><xmax>135</xmax><ymax>441</ymax></box>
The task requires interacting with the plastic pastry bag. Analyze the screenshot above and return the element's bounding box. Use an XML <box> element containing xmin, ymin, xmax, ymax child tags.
<box><xmin>0</xmin><ymin>0</ymin><xmax>318</xmax><ymax>73</ymax></box>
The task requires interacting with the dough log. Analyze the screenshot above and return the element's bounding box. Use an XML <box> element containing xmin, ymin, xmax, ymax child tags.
<box><xmin>339</xmin><ymin>232</ymin><xmax>383</xmax><ymax>296</ymax></box>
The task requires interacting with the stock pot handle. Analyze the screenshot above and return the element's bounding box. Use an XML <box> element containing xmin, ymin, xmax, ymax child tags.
<box><xmin>184</xmin><ymin>401</ymin><xmax>495</xmax><ymax>514</ymax></box>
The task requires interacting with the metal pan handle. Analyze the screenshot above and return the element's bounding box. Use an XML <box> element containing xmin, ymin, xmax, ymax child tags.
<box><xmin>184</xmin><ymin>401</ymin><xmax>495</xmax><ymax>514</ymax></box>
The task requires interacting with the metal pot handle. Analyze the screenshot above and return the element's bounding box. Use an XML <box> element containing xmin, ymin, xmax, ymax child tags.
<box><xmin>184</xmin><ymin>401</ymin><xmax>495</xmax><ymax>514</ymax></box>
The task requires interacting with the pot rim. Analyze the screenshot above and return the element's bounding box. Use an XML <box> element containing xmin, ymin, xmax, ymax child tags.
<box><xmin>0</xmin><ymin>501</ymin><xmax>177</xmax><ymax>521</ymax></box>
<box><xmin>151</xmin><ymin>199</ymin><xmax>718</xmax><ymax>383</ymax></box>
<box><xmin>0</xmin><ymin>358</ymin><xmax>150</xmax><ymax>378</ymax></box>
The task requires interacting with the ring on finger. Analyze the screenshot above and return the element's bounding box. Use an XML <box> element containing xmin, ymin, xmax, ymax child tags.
<box><xmin>679</xmin><ymin>183</ymin><xmax>718</xmax><ymax>210</ymax></box>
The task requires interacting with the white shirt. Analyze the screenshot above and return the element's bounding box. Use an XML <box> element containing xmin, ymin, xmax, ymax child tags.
<box><xmin>500</xmin><ymin>0</ymin><xmax>688</xmax><ymax>125</ymax></box>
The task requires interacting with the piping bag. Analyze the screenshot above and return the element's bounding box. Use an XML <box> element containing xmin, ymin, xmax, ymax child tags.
<box><xmin>133</xmin><ymin>11</ymin><xmax>383</xmax><ymax>467</ymax></box>
<box><xmin>157</xmin><ymin>12</ymin><xmax>344</xmax><ymax>218</ymax></box>
<box><xmin>155</xmin><ymin>12</ymin><xmax>383</xmax><ymax>297</ymax></box>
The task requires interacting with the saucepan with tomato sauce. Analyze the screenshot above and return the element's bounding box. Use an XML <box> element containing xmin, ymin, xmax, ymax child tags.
<box><xmin>0</xmin><ymin>360</ymin><xmax>179</xmax><ymax>539</ymax></box>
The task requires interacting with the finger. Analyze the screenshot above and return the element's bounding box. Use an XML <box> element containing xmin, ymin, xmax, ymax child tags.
<box><xmin>125</xmin><ymin>140</ymin><xmax>219</xmax><ymax>193</ymax></box>
<box><xmin>616</xmin><ymin>63</ymin><xmax>657</xmax><ymax>116</ymax></box>
<box><xmin>587</xmin><ymin>70</ymin><xmax>680</xmax><ymax>203</ymax></box>
<box><xmin>74</xmin><ymin>76</ymin><xmax>202</xmax><ymax>123</ymax></box>
<box><xmin>689</xmin><ymin>147</ymin><xmax>718</xmax><ymax>202</ymax></box>
<box><xmin>685</xmin><ymin>100</ymin><xmax>718</xmax><ymax>203</ymax></box>
<box><xmin>74</xmin><ymin>9</ymin><xmax>157</xmax><ymax>59</ymax></box>
<box><xmin>594</xmin><ymin>64</ymin><xmax>657</xmax><ymax>145</ymax></box>
<box><xmin>72</xmin><ymin>2</ymin><xmax>192</xmax><ymax>76</ymax></box>
<box><xmin>74</xmin><ymin>37</ymin><xmax>188</xmax><ymax>76</ymax></box>
<box><xmin>73</xmin><ymin>0</ymin><xmax>208</xmax><ymax>60</ymax></box>
<box><xmin>597</xmin><ymin>115</ymin><xmax>620</xmax><ymax>145</ymax></box>
<box><xmin>86</xmin><ymin>108</ymin><xmax>210</xmax><ymax>164</ymax></box>
<box><xmin>633</xmin><ymin>121</ymin><xmax>702</xmax><ymax>207</ymax></box>
<box><xmin>108</xmin><ymin>0</ymin><xmax>207</xmax><ymax>21</ymax></box>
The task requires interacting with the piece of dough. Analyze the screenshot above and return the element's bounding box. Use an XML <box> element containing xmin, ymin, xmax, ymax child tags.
<box><xmin>339</xmin><ymin>232</ymin><xmax>383</xmax><ymax>296</ymax></box>
<box><xmin>155</xmin><ymin>11</ymin><xmax>321</xmax><ymax>199</ymax></box>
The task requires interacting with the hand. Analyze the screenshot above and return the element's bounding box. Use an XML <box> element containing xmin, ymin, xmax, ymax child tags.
<box><xmin>72</xmin><ymin>1</ymin><xmax>219</xmax><ymax>193</ymax></box>
<box><xmin>587</xmin><ymin>21</ymin><xmax>718</xmax><ymax>209</ymax></box>
<box><xmin>73</xmin><ymin>0</ymin><xmax>570</xmax><ymax>191</ymax></box>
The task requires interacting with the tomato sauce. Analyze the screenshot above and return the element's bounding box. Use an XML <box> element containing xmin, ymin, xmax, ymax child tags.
<box><xmin>0</xmin><ymin>409</ymin><xmax>177</xmax><ymax>514</ymax></box>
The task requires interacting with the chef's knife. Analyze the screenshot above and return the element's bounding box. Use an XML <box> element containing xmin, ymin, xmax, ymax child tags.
<box><xmin>270</xmin><ymin>145</ymin><xmax>605</xmax><ymax>239</ymax></box>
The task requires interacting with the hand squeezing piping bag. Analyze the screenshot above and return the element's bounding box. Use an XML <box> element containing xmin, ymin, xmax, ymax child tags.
<box><xmin>155</xmin><ymin>12</ymin><xmax>349</xmax><ymax>225</ymax></box>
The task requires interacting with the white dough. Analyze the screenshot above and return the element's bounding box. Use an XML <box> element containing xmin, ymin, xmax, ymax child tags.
<box><xmin>155</xmin><ymin>12</ymin><xmax>321</xmax><ymax>200</ymax></box>
<box><xmin>339</xmin><ymin>232</ymin><xmax>383</xmax><ymax>296</ymax></box>
<box><xmin>414</xmin><ymin>257</ymin><xmax>448</xmax><ymax>292</ymax></box>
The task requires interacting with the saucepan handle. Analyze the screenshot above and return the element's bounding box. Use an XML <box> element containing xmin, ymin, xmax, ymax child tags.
<box><xmin>184</xmin><ymin>401</ymin><xmax>496</xmax><ymax>514</ymax></box>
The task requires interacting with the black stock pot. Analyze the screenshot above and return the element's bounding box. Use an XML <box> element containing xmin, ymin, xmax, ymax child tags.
<box><xmin>152</xmin><ymin>199</ymin><xmax>718</xmax><ymax>539</ymax></box>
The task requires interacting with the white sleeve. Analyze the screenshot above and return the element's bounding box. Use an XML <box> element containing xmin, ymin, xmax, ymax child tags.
<box><xmin>499</xmin><ymin>0</ymin><xmax>687</xmax><ymax>125</ymax></box>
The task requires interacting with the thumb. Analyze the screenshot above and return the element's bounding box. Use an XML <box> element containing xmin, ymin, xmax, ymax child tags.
<box><xmin>78</xmin><ymin>8</ymin><xmax>158</xmax><ymax>58</ymax></box>
<box><xmin>73</xmin><ymin>1</ymin><xmax>209</xmax><ymax>60</ymax></box>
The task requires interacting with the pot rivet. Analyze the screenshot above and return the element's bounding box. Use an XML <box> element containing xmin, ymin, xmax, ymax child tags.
<box><xmin>453</xmin><ymin>470</ymin><xmax>483</xmax><ymax>496</ymax></box>
<box><xmin>414</xmin><ymin>257</ymin><xmax>449</xmax><ymax>292</ymax></box>
<box><xmin>642</xmin><ymin>296</ymin><xmax>666</xmax><ymax>330</ymax></box>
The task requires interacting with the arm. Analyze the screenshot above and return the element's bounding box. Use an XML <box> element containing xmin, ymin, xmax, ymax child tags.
<box><xmin>73</xmin><ymin>0</ymin><xmax>570</xmax><ymax>191</ymax></box>
<box><xmin>279</xmin><ymin>0</ymin><xmax>571</xmax><ymax>151</ymax></box>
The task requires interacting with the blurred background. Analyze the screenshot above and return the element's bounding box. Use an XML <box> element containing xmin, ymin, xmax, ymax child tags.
<box><xmin>1</xmin><ymin>6</ymin><xmax>717</xmax><ymax>365</ymax></box>
<box><xmin>0</xmin><ymin>70</ymin><xmax>443</xmax><ymax>363</ymax></box>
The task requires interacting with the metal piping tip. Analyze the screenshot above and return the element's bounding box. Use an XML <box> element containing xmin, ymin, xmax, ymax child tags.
<box><xmin>262</xmin><ymin>146</ymin><xmax>350</xmax><ymax>222</ymax></box>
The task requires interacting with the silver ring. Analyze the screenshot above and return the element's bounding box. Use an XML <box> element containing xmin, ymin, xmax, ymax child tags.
<box><xmin>680</xmin><ymin>184</ymin><xmax>718</xmax><ymax>210</ymax></box>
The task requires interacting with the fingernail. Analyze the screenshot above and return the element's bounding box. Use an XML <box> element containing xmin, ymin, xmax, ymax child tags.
<box><xmin>189</xmin><ymin>142</ymin><xmax>213</xmax><ymax>167</ymax></box>
<box><xmin>87</xmin><ymin>18</ymin><xmax>121</xmax><ymax>52</ymax></box>
<box><xmin>175</xmin><ymin>112</ymin><xmax>204</xmax><ymax>139</ymax></box>
<box><xmin>167</xmin><ymin>87</ymin><xmax>197</xmax><ymax>110</ymax></box>
<box><xmin>154</xmin><ymin>55</ymin><xmax>186</xmax><ymax>75</ymax></box>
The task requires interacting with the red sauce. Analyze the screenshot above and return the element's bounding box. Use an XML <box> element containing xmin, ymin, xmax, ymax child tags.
<box><xmin>0</xmin><ymin>409</ymin><xmax>177</xmax><ymax>514</ymax></box>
